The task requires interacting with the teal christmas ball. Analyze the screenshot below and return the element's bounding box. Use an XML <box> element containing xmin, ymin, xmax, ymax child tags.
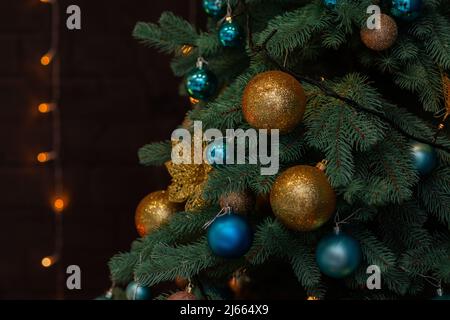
<box><xmin>316</xmin><ymin>230</ymin><xmax>362</xmax><ymax>279</ymax></box>
<box><xmin>411</xmin><ymin>142</ymin><xmax>437</xmax><ymax>176</ymax></box>
<box><xmin>391</xmin><ymin>0</ymin><xmax>422</xmax><ymax>21</ymax></box>
<box><xmin>432</xmin><ymin>295</ymin><xmax>450</xmax><ymax>300</ymax></box>
<box><xmin>323</xmin><ymin>0</ymin><xmax>337</xmax><ymax>8</ymax></box>
<box><xmin>219</xmin><ymin>20</ymin><xmax>243</xmax><ymax>48</ymax></box>
<box><xmin>207</xmin><ymin>213</ymin><xmax>253</xmax><ymax>258</ymax></box>
<box><xmin>205</xmin><ymin>140</ymin><xmax>228</xmax><ymax>165</ymax></box>
<box><xmin>203</xmin><ymin>0</ymin><xmax>226</xmax><ymax>17</ymax></box>
<box><xmin>125</xmin><ymin>281</ymin><xmax>152</xmax><ymax>300</ymax></box>
<box><xmin>185</xmin><ymin>67</ymin><xmax>218</xmax><ymax>100</ymax></box>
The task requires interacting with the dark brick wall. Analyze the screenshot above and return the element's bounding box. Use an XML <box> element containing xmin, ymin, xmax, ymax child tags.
<box><xmin>0</xmin><ymin>0</ymin><xmax>197</xmax><ymax>299</ymax></box>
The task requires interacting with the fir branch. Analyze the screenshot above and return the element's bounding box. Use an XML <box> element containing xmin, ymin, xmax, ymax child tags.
<box><xmin>138</xmin><ymin>141</ymin><xmax>172</xmax><ymax>166</ymax></box>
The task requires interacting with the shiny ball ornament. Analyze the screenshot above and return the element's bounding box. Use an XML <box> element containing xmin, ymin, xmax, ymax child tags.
<box><xmin>202</xmin><ymin>0</ymin><xmax>226</xmax><ymax>17</ymax></box>
<box><xmin>360</xmin><ymin>14</ymin><xmax>398</xmax><ymax>51</ymax></box>
<box><xmin>391</xmin><ymin>0</ymin><xmax>422</xmax><ymax>21</ymax></box>
<box><xmin>185</xmin><ymin>66</ymin><xmax>218</xmax><ymax>100</ymax></box>
<box><xmin>167</xmin><ymin>291</ymin><xmax>197</xmax><ymax>300</ymax></box>
<box><xmin>219</xmin><ymin>190</ymin><xmax>255</xmax><ymax>214</ymax></box>
<box><xmin>411</xmin><ymin>142</ymin><xmax>437</xmax><ymax>176</ymax></box>
<box><xmin>432</xmin><ymin>288</ymin><xmax>450</xmax><ymax>300</ymax></box>
<box><xmin>207</xmin><ymin>213</ymin><xmax>253</xmax><ymax>258</ymax></box>
<box><xmin>219</xmin><ymin>19</ymin><xmax>243</xmax><ymax>48</ymax></box>
<box><xmin>270</xmin><ymin>165</ymin><xmax>336</xmax><ymax>231</ymax></box>
<box><xmin>323</xmin><ymin>0</ymin><xmax>337</xmax><ymax>8</ymax></box>
<box><xmin>205</xmin><ymin>140</ymin><xmax>229</xmax><ymax>165</ymax></box>
<box><xmin>135</xmin><ymin>190</ymin><xmax>180</xmax><ymax>237</ymax></box>
<box><xmin>125</xmin><ymin>281</ymin><xmax>152</xmax><ymax>300</ymax></box>
<box><xmin>175</xmin><ymin>276</ymin><xmax>189</xmax><ymax>289</ymax></box>
<box><xmin>316</xmin><ymin>230</ymin><xmax>362</xmax><ymax>279</ymax></box>
<box><xmin>242</xmin><ymin>71</ymin><xmax>307</xmax><ymax>134</ymax></box>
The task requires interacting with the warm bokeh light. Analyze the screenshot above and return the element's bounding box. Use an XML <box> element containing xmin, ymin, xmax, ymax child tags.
<box><xmin>189</xmin><ymin>97</ymin><xmax>200</xmax><ymax>105</ymax></box>
<box><xmin>38</xmin><ymin>103</ymin><xmax>55</xmax><ymax>113</ymax></box>
<box><xmin>53</xmin><ymin>197</ymin><xmax>65</xmax><ymax>212</ymax></box>
<box><xmin>181</xmin><ymin>45</ymin><xmax>193</xmax><ymax>56</ymax></box>
<box><xmin>41</xmin><ymin>256</ymin><xmax>54</xmax><ymax>268</ymax></box>
<box><xmin>37</xmin><ymin>152</ymin><xmax>52</xmax><ymax>163</ymax></box>
<box><xmin>40</xmin><ymin>53</ymin><xmax>53</xmax><ymax>66</ymax></box>
<box><xmin>307</xmin><ymin>296</ymin><xmax>319</xmax><ymax>300</ymax></box>
<box><xmin>40</xmin><ymin>0</ymin><xmax>53</xmax><ymax>3</ymax></box>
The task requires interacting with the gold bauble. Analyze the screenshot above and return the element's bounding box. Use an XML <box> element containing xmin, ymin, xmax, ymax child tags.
<box><xmin>270</xmin><ymin>165</ymin><xmax>336</xmax><ymax>231</ymax></box>
<box><xmin>242</xmin><ymin>71</ymin><xmax>306</xmax><ymax>134</ymax></box>
<box><xmin>219</xmin><ymin>190</ymin><xmax>255</xmax><ymax>214</ymax></box>
<box><xmin>360</xmin><ymin>14</ymin><xmax>398</xmax><ymax>51</ymax></box>
<box><xmin>135</xmin><ymin>190</ymin><xmax>181</xmax><ymax>237</ymax></box>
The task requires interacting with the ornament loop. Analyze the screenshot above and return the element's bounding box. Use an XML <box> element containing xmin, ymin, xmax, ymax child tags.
<box><xmin>334</xmin><ymin>208</ymin><xmax>361</xmax><ymax>230</ymax></box>
<box><xmin>196</xmin><ymin>57</ymin><xmax>209</xmax><ymax>69</ymax></box>
<box><xmin>203</xmin><ymin>206</ymin><xmax>232</xmax><ymax>229</ymax></box>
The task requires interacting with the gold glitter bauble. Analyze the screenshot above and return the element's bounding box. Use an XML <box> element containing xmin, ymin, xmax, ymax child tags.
<box><xmin>135</xmin><ymin>190</ymin><xmax>181</xmax><ymax>237</ymax></box>
<box><xmin>360</xmin><ymin>14</ymin><xmax>398</xmax><ymax>51</ymax></box>
<box><xmin>270</xmin><ymin>165</ymin><xmax>336</xmax><ymax>232</ymax></box>
<box><xmin>242</xmin><ymin>71</ymin><xmax>306</xmax><ymax>134</ymax></box>
<box><xmin>219</xmin><ymin>190</ymin><xmax>255</xmax><ymax>214</ymax></box>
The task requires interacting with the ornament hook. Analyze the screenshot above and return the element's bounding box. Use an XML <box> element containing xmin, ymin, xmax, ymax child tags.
<box><xmin>196</xmin><ymin>57</ymin><xmax>209</xmax><ymax>69</ymax></box>
<box><xmin>203</xmin><ymin>206</ymin><xmax>232</xmax><ymax>229</ymax></box>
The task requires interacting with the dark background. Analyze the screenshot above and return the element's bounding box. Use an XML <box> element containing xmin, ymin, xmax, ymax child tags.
<box><xmin>0</xmin><ymin>0</ymin><xmax>199</xmax><ymax>299</ymax></box>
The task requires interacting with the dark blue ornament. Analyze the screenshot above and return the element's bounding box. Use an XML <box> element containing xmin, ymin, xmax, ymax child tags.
<box><xmin>205</xmin><ymin>140</ymin><xmax>229</xmax><ymax>165</ymax></box>
<box><xmin>185</xmin><ymin>67</ymin><xmax>218</xmax><ymax>100</ymax></box>
<box><xmin>207</xmin><ymin>213</ymin><xmax>253</xmax><ymax>258</ymax></box>
<box><xmin>323</xmin><ymin>0</ymin><xmax>337</xmax><ymax>8</ymax></box>
<box><xmin>203</xmin><ymin>0</ymin><xmax>226</xmax><ymax>17</ymax></box>
<box><xmin>316</xmin><ymin>229</ymin><xmax>362</xmax><ymax>279</ymax></box>
<box><xmin>391</xmin><ymin>0</ymin><xmax>422</xmax><ymax>21</ymax></box>
<box><xmin>219</xmin><ymin>20</ymin><xmax>243</xmax><ymax>48</ymax></box>
<box><xmin>125</xmin><ymin>281</ymin><xmax>152</xmax><ymax>300</ymax></box>
<box><xmin>411</xmin><ymin>142</ymin><xmax>437</xmax><ymax>176</ymax></box>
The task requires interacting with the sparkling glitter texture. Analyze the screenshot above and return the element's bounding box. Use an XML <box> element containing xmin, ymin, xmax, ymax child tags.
<box><xmin>242</xmin><ymin>71</ymin><xmax>306</xmax><ymax>134</ymax></box>
<box><xmin>219</xmin><ymin>190</ymin><xmax>255</xmax><ymax>214</ymax></box>
<box><xmin>135</xmin><ymin>190</ymin><xmax>181</xmax><ymax>237</ymax></box>
<box><xmin>270</xmin><ymin>165</ymin><xmax>336</xmax><ymax>231</ymax></box>
<box><xmin>360</xmin><ymin>14</ymin><xmax>398</xmax><ymax>51</ymax></box>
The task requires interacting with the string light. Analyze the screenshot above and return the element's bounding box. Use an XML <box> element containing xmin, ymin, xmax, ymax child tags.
<box><xmin>41</xmin><ymin>256</ymin><xmax>56</xmax><ymax>268</ymax></box>
<box><xmin>40</xmin><ymin>51</ymin><xmax>54</xmax><ymax>66</ymax></box>
<box><xmin>180</xmin><ymin>45</ymin><xmax>194</xmax><ymax>56</ymax></box>
<box><xmin>39</xmin><ymin>0</ymin><xmax>65</xmax><ymax>299</ymax></box>
<box><xmin>189</xmin><ymin>97</ymin><xmax>200</xmax><ymax>105</ymax></box>
<box><xmin>38</xmin><ymin>102</ymin><xmax>55</xmax><ymax>113</ymax></box>
<box><xmin>53</xmin><ymin>197</ymin><xmax>65</xmax><ymax>213</ymax></box>
<box><xmin>37</xmin><ymin>151</ymin><xmax>55</xmax><ymax>163</ymax></box>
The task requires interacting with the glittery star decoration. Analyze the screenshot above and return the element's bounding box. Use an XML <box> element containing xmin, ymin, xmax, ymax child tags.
<box><xmin>165</xmin><ymin>159</ymin><xmax>212</xmax><ymax>212</ymax></box>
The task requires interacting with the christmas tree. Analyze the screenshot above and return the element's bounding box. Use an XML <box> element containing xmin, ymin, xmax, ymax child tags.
<box><xmin>107</xmin><ymin>0</ymin><xmax>450</xmax><ymax>300</ymax></box>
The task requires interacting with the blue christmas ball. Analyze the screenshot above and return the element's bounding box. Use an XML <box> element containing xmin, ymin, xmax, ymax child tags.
<box><xmin>203</xmin><ymin>0</ymin><xmax>226</xmax><ymax>17</ymax></box>
<box><xmin>125</xmin><ymin>281</ymin><xmax>152</xmax><ymax>300</ymax></box>
<box><xmin>207</xmin><ymin>214</ymin><xmax>253</xmax><ymax>258</ymax></box>
<box><xmin>411</xmin><ymin>142</ymin><xmax>437</xmax><ymax>176</ymax></box>
<box><xmin>391</xmin><ymin>0</ymin><xmax>423</xmax><ymax>21</ymax></box>
<box><xmin>185</xmin><ymin>67</ymin><xmax>218</xmax><ymax>100</ymax></box>
<box><xmin>205</xmin><ymin>140</ymin><xmax>229</xmax><ymax>165</ymax></box>
<box><xmin>219</xmin><ymin>20</ymin><xmax>243</xmax><ymax>48</ymax></box>
<box><xmin>323</xmin><ymin>0</ymin><xmax>337</xmax><ymax>8</ymax></box>
<box><xmin>316</xmin><ymin>230</ymin><xmax>362</xmax><ymax>279</ymax></box>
